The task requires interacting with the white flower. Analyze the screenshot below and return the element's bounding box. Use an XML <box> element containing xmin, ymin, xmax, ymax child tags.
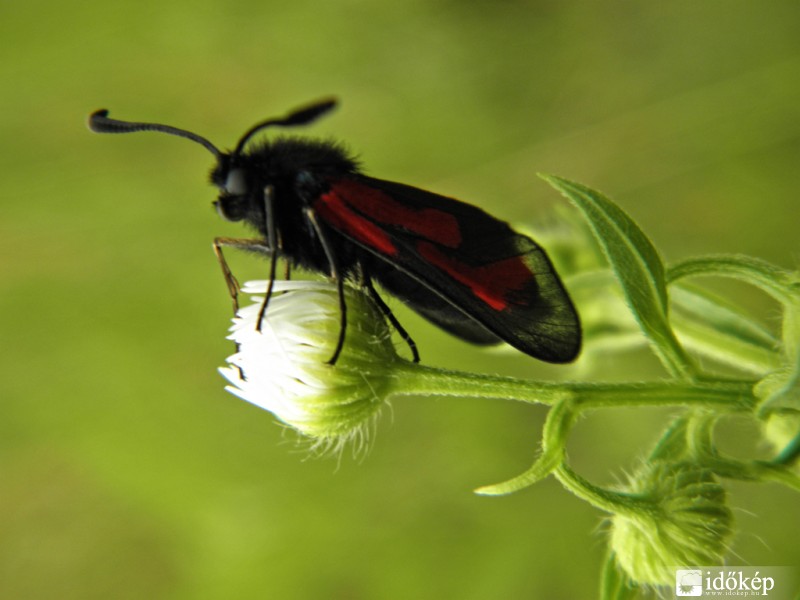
<box><xmin>219</xmin><ymin>280</ymin><xmax>399</xmax><ymax>452</ymax></box>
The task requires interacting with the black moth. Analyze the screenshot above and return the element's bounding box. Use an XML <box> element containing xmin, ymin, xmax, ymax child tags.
<box><xmin>89</xmin><ymin>98</ymin><xmax>580</xmax><ymax>365</ymax></box>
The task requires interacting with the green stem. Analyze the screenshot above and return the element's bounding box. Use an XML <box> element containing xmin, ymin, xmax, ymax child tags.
<box><xmin>571</xmin><ymin>380</ymin><xmax>755</xmax><ymax>412</ymax></box>
<box><xmin>390</xmin><ymin>362</ymin><xmax>757</xmax><ymax>413</ymax></box>
<box><xmin>649</xmin><ymin>329</ymin><xmax>699</xmax><ymax>381</ymax></box>
<box><xmin>668</xmin><ymin>255</ymin><xmax>797</xmax><ymax>305</ymax></box>
<box><xmin>555</xmin><ymin>462</ymin><xmax>654</xmax><ymax>517</ymax></box>
<box><xmin>389</xmin><ymin>361</ymin><xmax>570</xmax><ymax>405</ymax></box>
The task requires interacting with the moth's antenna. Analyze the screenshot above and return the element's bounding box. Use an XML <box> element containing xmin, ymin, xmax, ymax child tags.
<box><xmin>88</xmin><ymin>110</ymin><xmax>222</xmax><ymax>158</ymax></box>
<box><xmin>233</xmin><ymin>97</ymin><xmax>337</xmax><ymax>155</ymax></box>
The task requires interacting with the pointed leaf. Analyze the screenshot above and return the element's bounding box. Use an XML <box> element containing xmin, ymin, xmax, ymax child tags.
<box><xmin>475</xmin><ymin>399</ymin><xmax>575</xmax><ymax>495</ymax></box>
<box><xmin>541</xmin><ymin>174</ymin><xmax>694</xmax><ymax>378</ymax></box>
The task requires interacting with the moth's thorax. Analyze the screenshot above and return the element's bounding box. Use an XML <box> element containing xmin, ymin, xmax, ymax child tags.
<box><xmin>210</xmin><ymin>137</ymin><xmax>359</xmax><ymax>225</ymax></box>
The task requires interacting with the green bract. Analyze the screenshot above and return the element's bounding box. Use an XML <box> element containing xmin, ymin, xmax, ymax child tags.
<box><xmin>610</xmin><ymin>462</ymin><xmax>733</xmax><ymax>585</ymax></box>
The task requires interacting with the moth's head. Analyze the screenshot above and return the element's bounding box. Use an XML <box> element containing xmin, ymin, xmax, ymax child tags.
<box><xmin>210</xmin><ymin>154</ymin><xmax>251</xmax><ymax>223</ymax></box>
<box><xmin>87</xmin><ymin>98</ymin><xmax>338</xmax><ymax>224</ymax></box>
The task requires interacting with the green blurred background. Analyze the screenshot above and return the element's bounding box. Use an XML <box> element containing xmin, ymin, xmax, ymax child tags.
<box><xmin>2</xmin><ymin>1</ymin><xmax>799</xmax><ymax>598</ymax></box>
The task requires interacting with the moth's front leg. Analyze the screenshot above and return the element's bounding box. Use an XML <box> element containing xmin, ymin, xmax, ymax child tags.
<box><xmin>212</xmin><ymin>237</ymin><xmax>272</xmax><ymax>312</ymax></box>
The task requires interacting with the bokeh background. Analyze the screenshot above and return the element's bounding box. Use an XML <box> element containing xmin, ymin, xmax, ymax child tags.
<box><xmin>2</xmin><ymin>1</ymin><xmax>799</xmax><ymax>598</ymax></box>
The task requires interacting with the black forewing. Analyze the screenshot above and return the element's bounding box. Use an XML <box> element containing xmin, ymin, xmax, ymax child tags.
<box><xmin>312</xmin><ymin>174</ymin><xmax>581</xmax><ymax>363</ymax></box>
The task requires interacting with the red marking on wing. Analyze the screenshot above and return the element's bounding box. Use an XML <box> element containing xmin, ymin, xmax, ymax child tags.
<box><xmin>316</xmin><ymin>190</ymin><xmax>398</xmax><ymax>256</ymax></box>
<box><xmin>327</xmin><ymin>179</ymin><xmax>462</xmax><ymax>248</ymax></box>
<box><xmin>416</xmin><ymin>242</ymin><xmax>534</xmax><ymax>311</ymax></box>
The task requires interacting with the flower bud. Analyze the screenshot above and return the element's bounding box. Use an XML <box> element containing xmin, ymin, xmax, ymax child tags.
<box><xmin>219</xmin><ymin>280</ymin><xmax>399</xmax><ymax>452</ymax></box>
<box><xmin>610</xmin><ymin>461</ymin><xmax>733</xmax><ymax>585</ymax></box>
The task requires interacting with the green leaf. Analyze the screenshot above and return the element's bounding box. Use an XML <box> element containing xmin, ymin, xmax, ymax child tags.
<box><xmin>670</xmin><ymin>283</ymin><xmax>780</xmax><ymax>374</ymax></box>
<box><xmin>668</xmin><ymin>256</ymin><xmax>800</xmax><ymax>363</ymax></box>
<box><xmin>475</xmin><ymin>399</ymin><xmax>575</xmax><ymax>495</ymax></box>
<box><xmin>668</xmin><ymin>254</ymin><xmax>799</xmax><ymax>305</ymax></box>
<box><xmin>541</xmin><ymin>174</ymin><xmax>695</xmax><ymax>378</ymax></box>
<box><xmin>672</xmin><ymin>284</ymin><xmax>778</xmax><ymax>351</ymax></box>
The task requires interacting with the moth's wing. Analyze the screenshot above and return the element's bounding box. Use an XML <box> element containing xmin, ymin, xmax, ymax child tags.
<box><xmin>312</xmin><ymin>175</ymin><xmax>581</xmax><ymax>363</ymax></box>
<box><xmin>372</xmin><ymin>264</ymin><xmax>502</xmax><ymax>345</ymax></box>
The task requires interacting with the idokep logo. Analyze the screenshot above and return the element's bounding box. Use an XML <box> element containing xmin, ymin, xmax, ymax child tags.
<box><xmin>676</xmin><ymin>570</ymin><xmax>703</xmax><ymax>596</ymax></box>
<box><xmin>674</xmin><ymin>566</ymin><xmax>795</xmax><ymax>598</ymax></box>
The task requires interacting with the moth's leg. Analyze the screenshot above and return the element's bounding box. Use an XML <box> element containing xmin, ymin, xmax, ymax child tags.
<box><xmin>213</xmin><ymin>237</ymin><xmax>272</xmax><ymax>381</ymax></box>
<box><xmin>304</xmin><ymin>208</ymin><xmax>347</xmax><ymax>365</ymax></box>
<box><xmin>212</xmin><ymin>237</ymin><xmax>271</xmax><ymax>313</ymax></box>
<box><xmin>256</xmin><ymin>185</ymin><xmax>279</xmax><ymax>332</ymax></box>
<box><xmin>363</xmin><ymin>274</ymin><xmax>420</xmax><ymax>363</ymax></box>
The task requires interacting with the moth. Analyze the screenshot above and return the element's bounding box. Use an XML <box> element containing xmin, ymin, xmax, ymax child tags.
<box><xmin>89</xmin><ymin>99</ymin><xmax>580</xmax><ymax>364</ymax></box>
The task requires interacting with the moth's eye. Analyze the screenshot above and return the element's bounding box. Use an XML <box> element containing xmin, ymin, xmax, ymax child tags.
<box><xmin>223</xmin><ymin>168</ymin><xmax>248</xmax><ymax>195</ymax></box>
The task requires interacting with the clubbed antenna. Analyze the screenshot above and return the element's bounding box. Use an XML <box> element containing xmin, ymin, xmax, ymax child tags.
<box><xmin>88</xmin><ymin>109</ymin><xmax>222</xmax><ymax>158</ymax></box>
<box><xmin>233</xmin><ymin>97</ymin><xmax>337</xmax><ymax>155</ymax></box>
